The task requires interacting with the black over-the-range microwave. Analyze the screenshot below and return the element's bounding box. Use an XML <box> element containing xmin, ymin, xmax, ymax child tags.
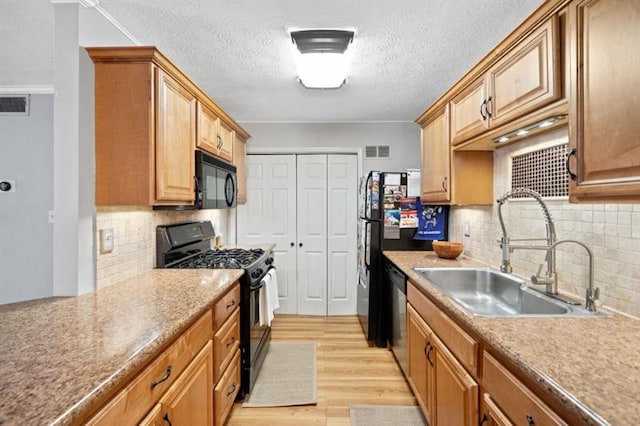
<box><xmin>154</xmin><ymin>150</ymin><xmax>237</xmax><ymax>210</ymax></box>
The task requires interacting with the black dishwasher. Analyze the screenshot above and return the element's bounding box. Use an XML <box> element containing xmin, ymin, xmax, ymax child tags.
<box><xmin>386</xmin><ymin>260</ymin><xmax>408</xmax><ymax>377</ymax></box>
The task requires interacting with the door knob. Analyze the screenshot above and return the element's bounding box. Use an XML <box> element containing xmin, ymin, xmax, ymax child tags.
<box><xmin>290</xmin><ymin>242</ymin><xmax>295</xmax><ymax>247</ymax></box>
<box><xmin>299</xmin><ymin>242</ymin><xmax>303</xmax><ymax>247</ymax></box>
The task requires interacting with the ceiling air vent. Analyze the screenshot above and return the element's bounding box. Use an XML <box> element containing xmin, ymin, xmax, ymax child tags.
<box><xmin>0</xmin><ymin>95</ymin><xmax>30</xmax><ymax>115</ymax></box>
<box><xmin>365</xmin><ymin>145</ymin><xmax>391</xmax><ymax>159</ymax></box>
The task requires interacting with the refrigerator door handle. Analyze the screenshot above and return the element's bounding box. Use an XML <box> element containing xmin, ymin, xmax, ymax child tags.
<box><xmin>364</xmin><ymin>220</ymin><xmax>371</xmax><ymax>269</ymax></box>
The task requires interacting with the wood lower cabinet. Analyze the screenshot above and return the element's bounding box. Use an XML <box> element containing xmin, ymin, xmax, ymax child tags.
<box><xmin>407</xmin><ymin>301</ymin><xmax>478</xmax><ymax>426</ymax></box>
<box><xmin>568</xmin><ymin>0</ymin><xmax>640</xmax><ymax>202</ymax></box>
<box><xmin>407</xmin><ymin>305</ymin><xmax>434</xmax><ymax>423</ymax></box>
<box><xmin>234</xmin><ymin>133</ymin><xmax>248</xmax><ymax>204</ymax></box>
<box><xmin>85</xmin><ymin>282</ymin><xmax>241</xmax><ymax>426</ymax></box>
<box><xmin>480</xmin><ymin>393</ymin><xmax>513</xmax><ymax>426</ymax></box>
<box><xmin>482</xmin><ymin>352</ymin><xmax>566</xmax><ymax>425</ymax></box>
<box><xmin>147</xmin><ymin>341</ymin><xmax>214</xmax><ymax>426</ymax></box>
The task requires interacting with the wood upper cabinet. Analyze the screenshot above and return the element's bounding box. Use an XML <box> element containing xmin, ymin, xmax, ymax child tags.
<box><xmin>217</xmin><ymin>120</ymin><xmax>234</xmax><ymax>163</ymax></box>
<box><xmin>196</xmin><ymin>102</ymin><xmax>234</xmax><ymax>163</ymax></box>
<box><xmin>420</xmin><ymin>104</ymin><xmax>493</xmax><ymax>205</ymax></box>
<box><xmin>420</xmin><ymin>105</ymin><xmax>451</xmax><ymax>203</ymax></box>
<box><xmin>234</xmin><ymin>133</ymin><xmax>248</xmax><ymax>204</ymax></box>
<box><xmin>450</xmin><ymin>77</ymin><xmax>489</xmax><ymax>145</ymax></box>
<box><xmin>88</xmin><ymin>46</ymin><xmax>249</xmax><ymax>206</ymax></box>
<box><xmin>450</xmin><ymin>16</ymin><xmax>561</xmax><ymax>146</ymax></box>
<box><xmin>568</xmin><ymin>0</ymin><xmax>640</xmax><ymax>202</ymax></box>
<box><xmin>156</xmin><ymin>69</ymin><xmax>196</xmax><ymax>203</ymax></box>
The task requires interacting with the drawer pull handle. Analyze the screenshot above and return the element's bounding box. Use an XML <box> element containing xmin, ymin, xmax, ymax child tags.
<box><xmin>226</xmin><ymin>382</ymin><xmax>237</xmax><ymax>397</ymax></box>
<box><xmin>163</xmin><ymin>413</ymin><xmax>173</xmax><ymax>426</ymax></box>
<box><xmin>566</xmin><ymin>148</ymin><xmax>577</xmax><ymax>181</ymax></box>
<box><xmin>441</xmin><ymin>176</ymin><xmax>448</xmax><ymax>192</ymax></box>
<box><xmin>150</xmin><ymin>365</ymin><xmax>172</xmax><ymax>389</ymax></box>
<box><xmin>226</xmin><ymin>300</ymin><xmax>235</xmax><ymax>309</ymax></box>
<box><xmin>479</xmin><ymin>414</ymin><xmax>488</xmax><ymax>425</ymax></box>
<box><xmin>526</xmin><ymin>414</ymin><xmax>535</xmax><ymax>425</ymax></box>
<box><xmin>480</xmin><ymin>99</ymin><xmax>487</xmax><ymax>120</ymax></box>
<box><xmin>226</xmin><ymin>337</ymin><xmax>236</xmax><ymax>348</ymax></box>
<box><xmin>426</xmin><ymin>346</ymin><xmax>434</xmax><ymax>367</ymax></box>
<box><xmin>486</xmin><ymin>96</ymin><xmax>493</xmax><ymax>118</ymax></box>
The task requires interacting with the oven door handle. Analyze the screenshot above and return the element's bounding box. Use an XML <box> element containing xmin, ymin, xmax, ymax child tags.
<box><xmin>248</xmin><ymin>266</ymin><xmax>276</xmax><ymax>291</ymax></box>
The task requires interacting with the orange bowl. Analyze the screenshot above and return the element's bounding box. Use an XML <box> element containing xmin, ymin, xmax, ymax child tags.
<box><xmin>432</xmin><ymin>241</ymin><xmax>464</xmax><ymax>259</ymax></box>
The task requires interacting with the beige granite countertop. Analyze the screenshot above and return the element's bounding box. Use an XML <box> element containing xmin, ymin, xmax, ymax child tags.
<box><xmin>385</xmin><ymin>251</ymin><xmax>640</xmax><ymax>426</ymax></box>
<box><xmin>0</xmin><ymin>268</ymin><xmax>243</xmax><ymax>426</ymax></box>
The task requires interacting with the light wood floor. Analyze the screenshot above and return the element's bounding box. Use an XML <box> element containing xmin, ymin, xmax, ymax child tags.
<box><xmin>226</xmin><ymin>315</ymin><xmax>417</xmax><ymax>425</ymax></box>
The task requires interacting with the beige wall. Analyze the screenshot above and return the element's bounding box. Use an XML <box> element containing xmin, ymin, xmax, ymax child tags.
<box><xmin>95</xmin><ymin>208</ymin><xmax>231</xmax><ymax>288</ymax></box>
<box><xmin>450</xmin><ymin>127</ymin><xmax>640</xmax><ymax>318</ymax></box>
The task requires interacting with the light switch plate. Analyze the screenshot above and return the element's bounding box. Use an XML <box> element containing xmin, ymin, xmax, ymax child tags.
<box><xmin>100</xmin><ymin>228</ymin><xmax>114</xmax><ymax>254</ymax></box>
<box><xmin>463</xmin><ymin>222</ymin><xmax>471</xmax><ymax>237</ymax></box>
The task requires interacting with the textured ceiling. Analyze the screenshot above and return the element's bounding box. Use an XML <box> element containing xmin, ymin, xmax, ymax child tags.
<box><xmin>2</xmin><ymin>0</ymin><xmax>544</xmax><ymax>122</ymax></box>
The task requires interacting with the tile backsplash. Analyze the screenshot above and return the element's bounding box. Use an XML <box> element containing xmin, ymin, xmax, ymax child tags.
<box><xmin>450</xmin><ymin>127</ymin><xmax>640</xmax><ymax>318</ymax></box>
<box><xmin>95</xmin><ymin>207</ymin><xmax>230</xmax><ymax>288</ymax></box>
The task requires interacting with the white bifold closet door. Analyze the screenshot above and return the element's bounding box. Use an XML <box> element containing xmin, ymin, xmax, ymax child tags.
<box><xmin>237</xmin><ymin>153</ymin><xmax>357</xmax><ymax>316</ymax></box>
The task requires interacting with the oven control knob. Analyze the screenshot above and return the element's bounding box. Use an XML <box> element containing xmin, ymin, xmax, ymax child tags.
<box><xmin>265</xmin><ymin>257</ymin><xmax>274</xmax><ymax>265</ymax></box>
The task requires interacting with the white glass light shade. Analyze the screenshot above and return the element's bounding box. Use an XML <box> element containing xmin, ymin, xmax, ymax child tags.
<box><xmin>295</xmin><ymin>51</ymin><xmax>350</xmax><ymax>89</ymax></box>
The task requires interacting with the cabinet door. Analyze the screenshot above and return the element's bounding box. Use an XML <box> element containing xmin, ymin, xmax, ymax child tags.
<box><xmin>234</xmin><ymin>134</ymin><xmax>247</xmax><ymax>204</ymax></box>
<box><xmin>432</xmin><ymin>334</ymin><xmax>478</xmax><ymax>426</ymax></box>
<box><xmin>156</xmin><ymin>69</ymin><xmax>196</xmax><ymax>203</ymax></box>
<box><xmin>420</xmin><ymin>104</ymin><xmax>451</xmax><ymax>203</ymax></box>
<box><xmin>407</xmin><ymin>305</ymin><xmax>434</xmax><ymax>424</ymax></box>
<box><xmin>138</xmin><ymin>404</ymin><xmax>164</xmax><ymax>426</ymax></box>
<box><xmin>450</xmin><ymin>76</ymin><xmax>489</xmax><ymax>145</ymax></box>
<box><xmin>197</xmin><ymin>102</ymin><xmax>220</xmax><ymax>156</ymax></box>
<box><xmin>569</xmin><ymin>0</ymin><xmax>640</xmax><ymax>201</ymax></box>
<box><xmin>159</xmin><ymin>341</ymin><xmax>213</xmax><ymax>426</ymax></box>
<box><xmin>217</xmin><ymin>121</ymin><xmax>235</xmax><ymax>163</ymax></box>
<box><xmin>488</xmin><ymin>16</ymin><xmax>561</xmax><ymax>128</ymax></box>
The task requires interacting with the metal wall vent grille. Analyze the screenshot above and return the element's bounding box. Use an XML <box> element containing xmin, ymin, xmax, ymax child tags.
<box><xmin>510</xmin><ymin>143</ymin><xmax>569</xmax><ymax>198</ymax></box>
<box><xmin>365</xmin><ymin>145</ymin><xmax>390</xmax><ymax>159</ymax></box>
<box><xmin>0</xmin><ymin>95</ymin><xmax>30</xmax><ymax>115</ymax></box>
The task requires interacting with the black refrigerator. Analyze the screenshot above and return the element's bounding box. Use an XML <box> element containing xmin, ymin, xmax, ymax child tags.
<box><xmin>357</xmin><ymin>171</ymin><xmax>448</xmax><ymax>347</ymax></box>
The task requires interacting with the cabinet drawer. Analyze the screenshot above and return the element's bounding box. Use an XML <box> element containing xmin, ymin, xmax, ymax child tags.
<box><xmin>483</xmin><ymin>352</ymin><xmax>566</xmax><ymax>425</ymax></box>
<box><xmin>213</xmin><ymin>308</ymin><xmax>240</xmax><ymax>383</ymax></box>
<box><xmin>213</xmin><ymin>350</ymin><xmax>240</xmax><ymax>426</ymax></box>
<box><xmin>86</xmin><ymin>310</ymin><xmax>212</xmax><ymax>425</ymax></box>
<box><xmin>408</xmin><ymin>281</ymin><xmax>478</xmax><ymax>376</ymax></box>
<box><xmin>213</xmin><ymin>283</ymin><xmax>240</xmax><ymax>331</ymax></box>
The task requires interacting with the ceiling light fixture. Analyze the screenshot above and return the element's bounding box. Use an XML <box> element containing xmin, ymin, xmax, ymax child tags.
<box><xmin>493</xmin><ymin>114</ymin><xmax>568</xmax><ymax>144</ymax></box>
<box><xmin>290</xmin><ymin>29</ymin><xmax>355</xmax><ymax>89</ymax></box>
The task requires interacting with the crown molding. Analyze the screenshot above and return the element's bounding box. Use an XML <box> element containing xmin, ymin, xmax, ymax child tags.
<box><xmin>49</xmin><ymin>0</ymin><xmax>141</xmax><ymax>45</ymax></box>
<box><xmin>0</xmin><ymin>85</ymin><xmax>55</xmax><ymax>95</ymax></box>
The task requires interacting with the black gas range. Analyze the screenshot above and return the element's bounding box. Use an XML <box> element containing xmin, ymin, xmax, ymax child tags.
<box><xmin>156</xmin><ymin>221</ymin><xmax>274</xmax><ymax>398</ymax></box>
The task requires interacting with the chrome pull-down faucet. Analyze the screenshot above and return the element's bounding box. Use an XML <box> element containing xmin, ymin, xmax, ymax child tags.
<box><xmin>496</xmin><ymin>188</ymin><xmax>558</xmax><ymax>294</ymax></box>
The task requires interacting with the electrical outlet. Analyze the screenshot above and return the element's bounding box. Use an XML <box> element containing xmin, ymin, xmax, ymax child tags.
<box><xmin>100</xmin><ymin>228</ymin><xmax>114</xmax><ymax>254</ymax></box>
<box><xmin>463</xmin><ymin>222</ymin><xmax>471</xmax><ymax>237</ymax></box>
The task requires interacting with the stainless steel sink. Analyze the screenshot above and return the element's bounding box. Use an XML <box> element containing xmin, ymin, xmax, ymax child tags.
<box><xmin>413</xmin><ymin>267</ymin><xmax>611</xmax><ymax>318</ymax></box>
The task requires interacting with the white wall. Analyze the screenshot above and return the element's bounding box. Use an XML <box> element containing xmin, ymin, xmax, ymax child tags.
<box><xmin>450</xmin><ymin>127</ymin><xmax>640</xmax><ymax>318</ymax></box>
<box><xmin>0</xmin><ymin>95</ymin><xmax>54</xmax><ymax>303</ymax></box>
<box><xmin>242</xmin><ymin>122</ymin><xmax>421</xmax><ymax>174</ymax></box>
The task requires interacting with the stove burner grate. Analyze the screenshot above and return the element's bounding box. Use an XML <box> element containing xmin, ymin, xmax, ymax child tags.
<box><xmin>175</xmin><ymin>248</ymin><xmax>265</xmax><ymax>269</ymax></box>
